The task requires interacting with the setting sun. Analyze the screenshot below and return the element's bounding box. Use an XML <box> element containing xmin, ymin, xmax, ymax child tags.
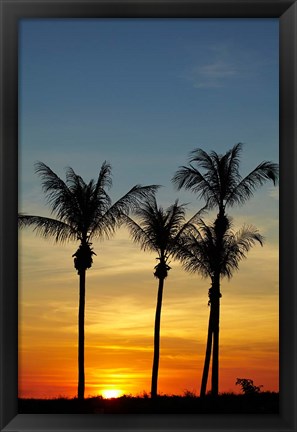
<box><xmin>102</xmin><ymin>389</ymin><xmax>122</xmax><ymax>399</ymax></box>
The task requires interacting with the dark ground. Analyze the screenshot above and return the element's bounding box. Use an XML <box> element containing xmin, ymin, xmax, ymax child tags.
<box><xmin>19</xmin><ymin>392</ymin><xmax>279</xmax><ymax>414</ymax></box>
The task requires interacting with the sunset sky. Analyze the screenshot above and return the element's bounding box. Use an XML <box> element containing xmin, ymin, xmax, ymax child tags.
<box><xmin>18</xmin><ymin>18</ymin><xmax>279</xmax><ymax>398</ymax></box>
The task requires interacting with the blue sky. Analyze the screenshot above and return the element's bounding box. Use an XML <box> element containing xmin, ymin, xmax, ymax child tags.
<box><xmin>19</xmin><ymin>18</ymin><xmax>279</xmax><ymax>218</ymax></box>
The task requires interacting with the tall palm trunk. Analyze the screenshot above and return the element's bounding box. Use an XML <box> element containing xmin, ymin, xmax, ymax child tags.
<box><xmin>209</xmin><ymin>210</ymin><xmax>225</xmax><ymax>397</ymax></box>
<box><xmin>78</xmin><ymin>268</ymin><xmax>86</xmax><ymax>400</ymax></box>
<box><xmin>151</xmin><ymin>276</ymin><xmax>164</xmax><ymax>399</ymax></box>
<box><xmin>211</xmin><ymin>272</ymin><xmax>221</xmax><ymax>397</ymax></box>
<box><xmin>200</xmin><ymin>211</ymin><xmax>225</xmax><ymax>397</ymax></box>
<box><xmin>200</xmin><ymin>302</ymin><xmax>214</xmax><ymax>397</ymax></box>
<box><xmin>211</xmin><ymin>296</ymin><xmax>220</xmax><ymax>396</ymax></box>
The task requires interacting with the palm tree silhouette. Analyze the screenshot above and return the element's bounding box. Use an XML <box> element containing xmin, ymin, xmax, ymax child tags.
<box><xmin>172</xmin><ymin>143</ymin><xmax>278</xmax><ymax>396</ymax></box>
<box><xmin>122</xmin><ymin>196</ymin><xmax>200</xmax><ymax>399</ymax></box>
<box><xmin>18</xmin><ymin>161</ymin><xmax>158</xmax><ymax>400</ymax></box>
<box><xmin>175</xmin><ymin>215</ymin><xmax>263</xmax><ymax>397</ymax></box>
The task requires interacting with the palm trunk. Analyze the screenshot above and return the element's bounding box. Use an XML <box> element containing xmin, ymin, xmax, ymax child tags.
<box><xmin>151</xmin><ymin>277</ymin><xmax>164</xmax><ymax>399</ymax></box>
<box><xmin>211</xmin><ymin>274</ymin><xmax>220</xmax><ymax>397</ymax></box>
<box><xmin>78</xmin><ymin>268</ymin><xmax>86</xmax><ymax>400</ymax></box>
<box><xmin>200</xmin><ymin>304</ymin><xmax>214</xmax><ymax>397</ymax></box>
<box><xmin>209</xmin><ymin>209</ymin><xmax>225</xmax><ymax>397</ymax></box>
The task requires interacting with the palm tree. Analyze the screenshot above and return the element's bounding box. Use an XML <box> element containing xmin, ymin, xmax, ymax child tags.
<box><xmin>122</xmin><ymin>196</ymin><xmax>200</xmax><ymax>399</ymax></box>
<box><xmin>18</xmin><ymin>161</ymin><xmax>158</xmax><ymax>400</ymax></box>
<box><xmin>172</xmin><ymin>143</ymin><xmax>278</xmax><ymax>215</ymax></box>
<box><xmin>175</xmin><ymin>215</ymin><xmax>264</xmax><ymax>397</ymax></box>
<box><xmin>172</xmin><ymin>143</ymin><xmax>278</xmax><ymax>396</ymax></box>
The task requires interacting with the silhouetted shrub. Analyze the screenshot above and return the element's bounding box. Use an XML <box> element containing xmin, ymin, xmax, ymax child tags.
<box><xmin>236</xmin><ymin>378</ymin><xmax>263</xmax><ymax>394</ymax></box>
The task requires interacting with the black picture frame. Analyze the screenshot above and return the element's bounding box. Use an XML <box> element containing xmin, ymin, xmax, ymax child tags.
<box><xmin>1</xmin><ymin>1</ymin><xmax>296</xmax><ymax>431</ymax></box>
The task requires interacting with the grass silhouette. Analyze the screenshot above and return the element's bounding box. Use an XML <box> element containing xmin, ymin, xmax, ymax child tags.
<box><xmin>19</xmin><ymin>391</ymin><xmax>279</xmax><ymax>414</ymax></box>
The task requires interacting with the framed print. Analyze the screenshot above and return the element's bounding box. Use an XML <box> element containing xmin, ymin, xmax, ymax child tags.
<box><xmin>0</xmin><ymin>1</ymin><xmax>296</xmax><ymax>431</ymax></box>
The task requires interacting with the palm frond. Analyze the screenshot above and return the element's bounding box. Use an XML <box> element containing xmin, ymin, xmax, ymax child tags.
<box><xmin>189</xmin><ymin>148</ymin><xmax>219</xmax><ymax>174</ymax></box>
<box><xmin>164</xmin><ymin>200</ymin><xmax>187</xmax><ymax>236</ymax></box>
<box><xmin>173</xmin><ymin>145</ymin><xmax>278</xmax><ymax>213</ymax></box>
<box><xmin>114</xmin><ymin>184</ymin><xmax>159</xmax><ymax>217</ymax></box>
<box><xmin>18</xmin><ymin>214</ymin><xmax>76</xmax><ymax>243</ymax></box>
<box><xmin>221</xmin><ymin>225</ymin><xmax>264</xmax><ymax>278</ymax></box>
<box><xmin>175</xmin><ymin>214</ymin><xmax>263</xmax><ymax>282</ymax></box>
<box><xmin>90</xmin><ymin>184</ymin><xmax>159</xmax><ymax>240</ymax></box>
<box><xmin>225</xmin><ymin>143</ymin><xmax>243</xmax><ymax>187</ymax></box>
<box><xmin>121</xmin><ymin>214</ymin><xmax>158</xmax><ymax>253</ymax></box>
<box><xmin>171</xmin><ymin>165</ymin><xmax>218</xmax><ymax>208</ymax></box>
<box><xmin>94</xmin><ymin>161</ymin><xmax>113</xmax><ymax>193</ymax></box>
<box><xmin>177</xmin><ymin>205</ymin><xmax>209</xmax><ymax>235</ymax></box>
<box><xmin>173</xmin><ymin>215</ymin><xmax>218</xmax><ymax>278</ymax></box>
<box><xmin>34</xmin><ymin>161</ymin><xmax>80</xmax><ymax>224</ymax></box>
<box><xmin>234</xmin><ymin>225</ymin><xmax>264</xmax><ymax>249</ymax></box>
<box><xmin>225</xmin><ymin>161</ymin><xmax>279</xmax><ymax>207</ymax></box>
<box><xmin>174</xmin><ymin>233</ymin><xmax>213</xmax><ymax>278</ymax></box>
<box><xmin>66</xmin><ymin>166</ymin><xmax>87</xmax><ymax>191</ymax></box>
<box><xmin>122</xmin><ymin>196</ymin><xmax>194</xmax><ymax>261</ymax></box>
<box><xmin>77</xmin><ymin>163</ymin><xmax>114</xmax><ymax>238</ymax></box>
<box><xmin>88</xmin><ymin>162</ymin><xmax>113</xmax><ymax>224</ymax></box>
<box><xmin>65</xmin><ymin>166</ymin><xmax>90</xmax><ymax>231</ymax></box>
<box><xmin>188</xmin><ymin>147</ymin><xmax>238</xmax><ymax>206</ymax></box>
<box><xmin>126</xmin><ymin>198</ymin><xmax>169</xmax><ymax>252</ymax></box>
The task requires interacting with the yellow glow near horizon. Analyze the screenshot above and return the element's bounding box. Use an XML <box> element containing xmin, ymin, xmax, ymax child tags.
<box><xmin>102</xmin><ymin>389</ymin><xmax>123</xmax><ymax>399</ymax></box>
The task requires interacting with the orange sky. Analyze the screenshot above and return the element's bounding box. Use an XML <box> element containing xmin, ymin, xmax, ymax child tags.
<box><xmin>18</xmin><ymin>218</ymin><xmax>279</xmax><ymax>399</ymax></box>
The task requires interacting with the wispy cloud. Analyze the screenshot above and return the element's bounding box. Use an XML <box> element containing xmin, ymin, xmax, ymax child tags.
<box><xmin>183</xmin><ymin>43</ymin><xmax>266</xmax><ymax>89</ymax></box>
<box><xmin>268</xmin><ymin>186</ymin><xmax>279</xmax><ymax>200</ymax></box>
<box><xmin>190</xmin><ymin>60</ymin><xmax>239</xmax><ymax>88</ymax></box>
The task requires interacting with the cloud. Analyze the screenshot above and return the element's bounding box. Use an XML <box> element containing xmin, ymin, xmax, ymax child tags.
<box><xmin>269</xmin><ymin>186</ymin><xmax>279</xmax><ymax>200</ymax></box>
<box><xmin>191</xmin><ymin>60</ymin><xmax>239</xmax><ymax>88</ymax></box>
<box><xmin>183</xmin><ymin>43</ymin><xmax>264</xmax><ymax>89</ymax></box>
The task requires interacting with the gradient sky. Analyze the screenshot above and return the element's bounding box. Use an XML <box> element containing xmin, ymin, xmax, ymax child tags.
<box><xmin>18</xmin><ymin>18</ymin><xmax>279</xmax><ymax>398</ymax></box>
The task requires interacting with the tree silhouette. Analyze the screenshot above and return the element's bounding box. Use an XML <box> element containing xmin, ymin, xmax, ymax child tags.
<box><xmin>18</xmin><ymin>161</ymin><xmax>158</xmax><ymax>400</ymax></box>
<box><xmin>172</xmin><ymin>143</ymin><xmax>278</xmax><ymax>396</ymax></box>
<box><xmin>236</xmin><ymin>378</ymin><xmax>263</xmax><ymax>395</ymax></box>
<box><xmin>175</xmin><ymin>215</ymin><xmax>263</xmax><ymax>397</ymax></box>
<box><xmin>122</xmin><ymin>196</ymin><xmax>201</xmax><ymax>399</ymax></box>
